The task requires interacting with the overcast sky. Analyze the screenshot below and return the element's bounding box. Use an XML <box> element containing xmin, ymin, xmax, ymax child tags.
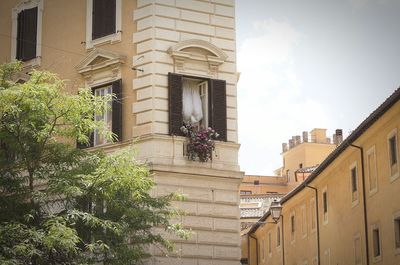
<box><xmin>236</xmin><ymin>0</ymin><xmax>400</xmax><ymax>175</ymax></box>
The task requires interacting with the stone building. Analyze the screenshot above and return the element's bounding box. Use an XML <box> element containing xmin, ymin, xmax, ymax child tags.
<box><xmin>0</xmin><ymin>0</ymin><xmax>243</xmax><ymax>264</ymax></box>
<box><xmin>245</xmin><ymin>88</ymin><xmax>400</xmax><ymax>265</ymax></box>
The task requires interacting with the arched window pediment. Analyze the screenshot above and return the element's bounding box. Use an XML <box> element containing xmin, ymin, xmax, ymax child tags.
<box><xmin>168</xmin><ymin>39</ymin><xmax>228</xmax><ymax>77</ymax></box>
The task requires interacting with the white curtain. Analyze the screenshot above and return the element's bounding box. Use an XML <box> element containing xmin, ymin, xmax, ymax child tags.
<box><xmin>182</xmin><ymin>79</ymin><xmax>203</xmax><ymax>124</ymax></box>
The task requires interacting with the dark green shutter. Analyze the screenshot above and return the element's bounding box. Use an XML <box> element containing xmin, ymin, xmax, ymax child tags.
<box><xmin>168</xmin><ymin>73</ymin><xmax>184</xmax><ymax>136</ymax></box>
<box><xmin>92</xmin><ymin>0</ymin><xmax>116</xmax><ymax>40</ymax></box>
<box><xmin>112</xmin><ymin>79</ymin><xmax>122</xmax><ymax>142</ymax></box>
<box><xmin>209</xmin><ymin>79</ymin><xmax>227</xmax><ymax>141</ymax></box>
<box><xmin>16</xmin><ymin>7</ymin><xmax>37</xmax><ymax>61</ymax></box>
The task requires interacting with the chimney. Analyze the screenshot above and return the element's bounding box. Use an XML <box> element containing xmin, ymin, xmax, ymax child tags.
<box><xmin>282</xmin><ymin>143</ymin><xmax>288</xmax><ymax>152</ymax></box>
<box><xmin>336</xmin><ymin>129</ymin><xmax>343</xmax><ymax>145</ymax></box>
<box><xmin>332</xmin><ymin>133</ymin><xmax>337</xmax><ymax>145</ymax></box>
<box><xmin>295</xmin><ymin>135</ymin><xmax>301</xmax><ymax>145</ymax></box>
<box><xmin>303</xmin><ymin>131</ymin><xmax>309</xmax><ymax>142</ymax></box>
<box><xmin>289</xmin><ymin>139</ymin><xmax>294</xmax><ymax>149</ymax></box>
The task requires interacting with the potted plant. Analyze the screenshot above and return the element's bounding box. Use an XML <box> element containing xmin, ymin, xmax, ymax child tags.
<box><xmin>180</xmin><ymin>123</ymin><xmax>219</xmax><ymax>162</ymax></box>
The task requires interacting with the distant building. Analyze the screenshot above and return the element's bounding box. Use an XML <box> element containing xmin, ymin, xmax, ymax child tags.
<box><xmin>245</xmin><ymin>88</ymin><xmax>400</xmax><ymax>265</ymax></box>
<box><xmin>239</xmin><ymin>129</ymin><xmax>340</xmax><ymax>231</ymax></box>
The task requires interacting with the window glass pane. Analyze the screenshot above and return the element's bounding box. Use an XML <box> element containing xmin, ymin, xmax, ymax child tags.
<box><xmin>373</xmin><ymin>228</ymin><xmax>381</xmax><ymax>257</ymax></box>
<box><xmin>94</xmin><ymin>85</ymin><xmax>112</xmax><ymax>146</ymax></box>
<box><xmin>323</xmin><ymin>192</ymin><xmax>328</xmax><ymax>213</ymax></box>
<box><xmin>390</xmin><ymin>136</ymin><xmax>397</xmax><ymax>165</ymax></box>
<box><xmin>395</xmin><ymin>218</ymin><xmax>400</xmax><ymax>249</ymax></box>
<box><xmin>351</xmin><ymin>168</ymin><xmax>357</xmax><ymax>192</ymax></box>
<box><xmin>368</xmin><ymin>151</ymin><xmax>377</xmax><ymax>191</ymax></box>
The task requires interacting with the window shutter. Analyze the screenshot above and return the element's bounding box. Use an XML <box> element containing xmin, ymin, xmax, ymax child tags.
<box><xmin>22</xmin><ymin>7</ymin><xmax>37</xmax><ymax>61</ymax></box>
<box><xmin>112</xmin><ymin>79</ymin><xmax>122</xmax><ymax>142</ymax></box>
<box><xmin>168</xmin><ymin>73</ymin><xmax>184</xmax><ymax>136</ymax></box>
<box><xmin>209</xmin><ymin>79</ymin><xmax>227</xmax><ymax>141</ymax></box>
<box><xmin>16</xmin><ymin>7</ymin><xmax>37</xmax><ymax>61</ymax></box>
<box><xmin>16</xmin><ymin>10</ymin><xmax>25</xmax><ymax>60</ymax></box>
<box><xmin>92</xmin><ymin>0</ymin><xmax>116</xmax><ymax>40</ymax></box>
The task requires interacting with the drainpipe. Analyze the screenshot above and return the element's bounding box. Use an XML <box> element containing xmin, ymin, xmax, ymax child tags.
<box><xmin>248</xmin><ymin>233</ymin><xmax>258</xmax><ymax>265</ymax></box>
<box><xmin>349</xmin><ymin>143</ymin><xmax>370</xmax><ymax>265</ymax></box>
<box><xmin>306</xmin><ymin>185</ymin><xmax>320</xmax><ymax>265</ymax></box>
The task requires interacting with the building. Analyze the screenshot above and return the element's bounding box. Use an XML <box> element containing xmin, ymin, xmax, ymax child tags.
<box><xmin>239</xmin><ymin>130</ymin><xmax>337</xmax><ymax>231</ymax></box>
<box><xmin>245</xmin><ymin>87</ymin><xmax>400</xmax><ymax>265</ymax></box>
<box><xmin>275</xmin><ymin>128</ymin><xmax>340</xmax><ymax>181</ymax></box>
<box><xmin>0</xmin><ymin>1</ymin><xmax>243</xmax><ymax>264</ymax></box>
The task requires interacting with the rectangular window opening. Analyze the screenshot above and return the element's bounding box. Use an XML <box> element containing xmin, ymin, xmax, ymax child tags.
<box><xmin>367</xmin><ymin>148</ymin><xmax>378</xmax><ymax>193</ymax></box>
<box><xmin>395</xmin><ymin>217</ymin><xmax>400</xmax><ymax>250</ymax></box>
<box><xmin>94</xmin><ymin>85</ymin><xmax>113</xmax><ymax>146</ymax></box>
<box><xmin>373</xmin><ymin>227</ymin><xmax>381</xmax><ymax>258</ymax></box>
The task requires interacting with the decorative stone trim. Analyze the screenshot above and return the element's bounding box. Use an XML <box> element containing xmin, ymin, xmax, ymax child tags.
<box><xmin>168</xmin><ymin>39</ymin><xmax>228</xmax><ymax>77</ymax></box>
<box><xmin>75</xmin><ymin>48</ymin><xmax>126</xmax><ymax>86</ymax></box>
<box><xmin>11</xmin><ymin>0</ymin><xmax>43</xmax><ymax>68</ymax></box>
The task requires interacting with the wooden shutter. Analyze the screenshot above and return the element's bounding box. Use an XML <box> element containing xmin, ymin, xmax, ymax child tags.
<box><xmin>112</xmin><ymin>79</ymin><xmax>122</xmax><ymax>142</ymax></box>
<box><xmin>16</xmin><ymin>7</ymin><xmax>37</xmax><ymax>61</ymax></box>
<box><xmin>209</xmin><ymin>79</ymin><xmax>227</xmax><ymax>141</ymax></box>
<box><xmin>92</xmin><ymin>0</ymin><xmax>116</xmax><ymax>40</ymax></box>
<box><xmin>168</xmin><ymin>73</ymin><xmax>184</xmax><ymax>136</ymax></box>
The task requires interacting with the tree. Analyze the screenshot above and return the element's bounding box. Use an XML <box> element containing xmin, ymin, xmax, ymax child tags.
<box><xmin>0</xmin><ymin>62</ymin><xmax>187</xmax><ymax>265</ymax></box>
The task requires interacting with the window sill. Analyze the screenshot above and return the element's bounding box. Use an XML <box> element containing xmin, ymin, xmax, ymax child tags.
<box><xmin>368</xmin><ymin>188</ymin><xmax>378</xmax><ymax>197</ymax></box>
<box><xmin>390</xmin><ymin>171</ymin><xmax>399</xmax><ymax>183</ymax></box>
<box><xmin>372</xmin><ymin>255</ymin><xmax>382</xmax><ymax>263</ymax></box>
<box><xmin>86</xmin><ymin>32</ymin><xmax>122</xmax><ymax>49</ymax></box>
<box><xmin>19</xmin><ymin>56</ymin><xmax>41</xmax><ymax>69</ymax></box>
<box><xmin>352</xmin><ymin>199</ymin><xmax>359</xmax><ymax>208</ymax></box>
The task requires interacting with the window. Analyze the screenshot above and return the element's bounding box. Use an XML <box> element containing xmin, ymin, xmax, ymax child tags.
<box><xmin>394</xmin><ymin>212</ymin><xmax>400</xmax><ymax>253</ymax></box>
<box><xmin>310</xmin><ymin>198</ymin><xmax>316</xmax><ymax>232</ymax></box>
<box><xmin>367</xmin><ymin>146</ymin><xmax>378</xmax><ymax>195</ymax></box>
<box><xmin>324</xmin><ymin>249</ymin><xmax>331</xmax><ymax>265</ymax></box>
<box><xmin>77</xmin><ymin>80</ymin><xmax>122</xmax><ymax>148</ymax></box>
<box><xmin>387</xmin><ymin>129</ymin><xmax>399</xmax><ymax>180</ymax></box>
<box><xmin>11</xmin><ymin>0</ymin><xmax>43</xmax><ymax>65</ymax></box>
<box><xmin>301</xmin><ymin>204</ymin><xmax>307</xmax><ymax>237</ymax></box>
<box><xmin>354</xmin><ymin>234</ymin><xmax>362</xmax><ymax>265</ymax></box>
<box><xmin>290</xmin><ymin>212</ymin><xmax>296</xmax><ymax>243</ymax></box>
<box><xmin>277</xmin><ymin>225</ymin><xmax>281</xmax><ymax>247</ymax></box>
<box><xmin>268</xmin><ymin>232</ymin><xmax>272</xmax><ymax>255</ymax></box>
<box><xmin>322</xmin><ymin>187</ymin><xmax>328</xmax><ymax>224</ymax></box>
<box><xmin>86</xmin><ymin>0</ymin><xmax>122</xmax><ymax>48</ymax></box>
<box><xmin>261</xmin><ymin>238</ymin><xmax>265</xmax><ymax>261</ymax></box>
<box><xmin>168</xmin><ymin>73</ymin><xmax>227</xmax><ymax>141</ymax></box>
<box><xmin>254</xmin><ymin>180</ymin><xmax>260</xmax><ymax>185</ymax></box>
<box><xmin>240</xmin><ymin>190</ymin><xmax>252</xmax><ymax>195</ymax></box>
<box><xmin>350</xmin><ymin>162</ymin><xmax>359</xmax><ymax>206</ymax></box>
<box><xmin>372</xmin><ymin>225</ymin><xmax>382</xmax><ymax>262</ymax></box>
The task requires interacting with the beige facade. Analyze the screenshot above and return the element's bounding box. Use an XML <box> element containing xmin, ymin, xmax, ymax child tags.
<box><xmin>0</xmin><ymin>1</ymin><xmax>243</xmax><ymax>264</ymax></box>
<box><xmin>278</xmin><ymin>128</ymin><xmax>337</xmax><ymax>182</ymax></box>
<box><xmin>246</xmin><ymin>88</ymin><xmax>400</xmax><ymax>265</ymax></box>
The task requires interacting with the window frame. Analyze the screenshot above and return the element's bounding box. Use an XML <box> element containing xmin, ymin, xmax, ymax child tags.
<box><xmin>350</xmin><ymin>161</ymin><xmax>359</xmax><ymax>207</ymax></box>
<box><xmin>11</xmin><ymin>0</ymin><xmax>43</xmax><ymax>67</ymax></box>
<box><xmin>367</xmin><ymin>145</ymin><xmax>378</xmax><ymax>196</ymax></box>
<box><xmin>290</xmin><ymin>211</ymin><xmax>296</xmax><ymax>244</ymax></box>
<box><xmin>393</xmin><ymin>211</ymin><xmax>400</xmax><ymax>255</ymax></box>
<box><xmin>86</xmin><ymin>0</ymin><xmax>122</xmax><ymax>49</ymax></box>
<box><xmin>371</xmin><ymin>223</ymin><xmax>382</xmax><ymax>263</ymax></box>
<box><xmin>322</xmin><ymin>186</ymin><xmax>328</xmax><ymax>225</ymax></box>
<box><xmin>93</xmin><ymin>84</ymin><xmax>113</xmax><ymax>146</ymax></box>
<box><xmin>354</xmin><ymin>233</ymin><xmax>362</xmax><ymax>265</ymax></box>
<box><xmin>301</xmin><ymin>204</ymin><xmax>307</xmax><ymax>238</ymax></box>
<box><xmin>310</xmin><ymin>197</ymin><xmax>317</xmax><ymax>233</ymax></box>
<box><xmin>387</xmin><ymin>128</ymin><xmax>399</xmax><ymax>182</ymax></box>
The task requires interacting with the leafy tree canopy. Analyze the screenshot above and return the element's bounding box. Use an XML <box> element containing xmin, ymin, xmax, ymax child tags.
<box><xmin>0</xmin><ymin>62</ymin><xmax>187</xmax><ymax>265</ymax></box>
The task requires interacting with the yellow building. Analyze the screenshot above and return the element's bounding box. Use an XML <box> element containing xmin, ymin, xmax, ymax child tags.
<box><xmin>0</xmin><ymin>1</ymin><xmax>243</xmax><ymax>264</ymax></box>
<box><xmin>245</xmin><ymin>87</ymin><xmax>400</xmax><ymax>265</ymax></box>
<box><xmin>276</xmin><ymin>128</ymin><xmax>338</xmax><ymax>182</ymax></box>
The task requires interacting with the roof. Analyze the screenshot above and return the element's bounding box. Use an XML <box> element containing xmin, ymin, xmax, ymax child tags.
<box><xmin>248</xmin><ymin>87</ymin><xmax>400</xmax><ymax>235</ymax></box>
<box><xmin>295</xmin><ymin>165</ymin><xmax>319</xmax><ymax>173</ymax></box>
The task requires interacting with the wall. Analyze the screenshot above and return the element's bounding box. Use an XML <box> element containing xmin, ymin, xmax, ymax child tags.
<box><xmin>248</xmin><ymin>96</ymin><xmax>400</xmax><ymax>265</ymax></box>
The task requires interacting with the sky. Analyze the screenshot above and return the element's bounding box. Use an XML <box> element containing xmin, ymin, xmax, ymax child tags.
<box><xmin>235</xmin><ymin>0</ymin><xmax>400</xmax><ymax>175</ymax></box>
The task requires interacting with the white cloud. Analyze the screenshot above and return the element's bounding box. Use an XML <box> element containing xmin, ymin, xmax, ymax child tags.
<box><xmin>237</xmin><ymin>19</ymin><xmax>330</xmax><ymax>175</ymax></box>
